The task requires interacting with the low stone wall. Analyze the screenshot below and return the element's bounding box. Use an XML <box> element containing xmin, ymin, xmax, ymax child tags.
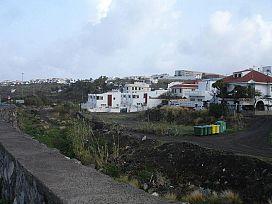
<box><xmin>0</xmin><ymin>120</ymin><xmax>165</xmax><ymax>204</ymax></box>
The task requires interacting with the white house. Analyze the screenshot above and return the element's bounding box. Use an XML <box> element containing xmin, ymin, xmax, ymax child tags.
<box><xmin>222</xmin><ymin>69</ymin><xmax>272</xmax><ymax>111</ymax></box>
<box><xmin>168</xmin><ymin>79</ymin><xmax>220</xmax><ymax>109</ymax></box>
<box><xmin>82</xmin><ymin>82</ymin><xmax>167</xmax><ymax>113</ymax></box>
<box><xmin>123</xmin><ymin>82</ymin><xmax>151</xmax><ymax>93</ymax></box>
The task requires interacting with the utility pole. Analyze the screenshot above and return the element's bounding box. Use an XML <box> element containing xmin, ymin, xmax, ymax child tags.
<box><xmin>21</xmin><ymin>72</ymin><xmax>24</xmax><ymax>99</ymax></box>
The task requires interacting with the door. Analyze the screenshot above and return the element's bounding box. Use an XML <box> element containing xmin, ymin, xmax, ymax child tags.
<box><xmin>144</xmin><ymin>93</ymin><xmax>148</xmax><ymax>104</ymax></box>
<box><xmin>108</xmin><ymin>95</ymin><xmax>112</xmax><ymax>107</ymax></box>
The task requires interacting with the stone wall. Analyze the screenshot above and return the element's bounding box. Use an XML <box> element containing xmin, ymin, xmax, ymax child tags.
<box><xmin>0</xmin><ymin>112</ymin><xmax>164</xmax><ymax>203</ymax></box>
<box><xmin>0</xmin><ymin>146</ymin><xmax>58</xmax><ymax>204</ymax></box>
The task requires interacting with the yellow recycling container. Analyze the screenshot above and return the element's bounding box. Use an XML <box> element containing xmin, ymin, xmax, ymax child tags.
<box><xmin>215</xmin><ymin>125</ymin><xmax>220</xmax><ymax>134</ymax></box>
<box><xmin>211</xmin><ymin>125</ymin><xmax>220</xmax><ymax>134</ymax></box>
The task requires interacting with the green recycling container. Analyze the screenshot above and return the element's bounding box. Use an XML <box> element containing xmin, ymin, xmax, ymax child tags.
<box><xmin>203</xmin><ymin>126</ymin><xmax>208</xmax><ymax>136</ymax></box>
<box><xmin>194</xmin><ymin>126</ymin><xmax>204</xmax><ymax>136</ymax></box>
<box><xmin>205</xmin><ymin>125</ymin><xmax>212</xmax><ymax>135</ymax></box>
<box><xmin>216</xmin><ymin>121</ymin><xmax>227</xmax><ymax>133</ymax></box>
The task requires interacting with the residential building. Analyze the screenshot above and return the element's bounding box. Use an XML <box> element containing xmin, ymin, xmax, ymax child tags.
<box><xmin>174</xmin><ymin>70</ymin><xmax>203</xmax><ymax>80</ymax></box>
<box><xmin>168</xmin><ymin>78</ymin><xmax>220</xmax><ymax>109</ymax></box>
<box><xmin>123</xmin><ymin>82</ymin><xmax>151</xmax><ymax>93</ymax></box>
<box><xmin>82</xmin><ymin>82</ymin><xmax>167</xmax><ymax>112</ymax></box>
<box><xmin>222</xmin><ymin>69</ymin><xmax>272</xmax><ymax>111</ymax></box>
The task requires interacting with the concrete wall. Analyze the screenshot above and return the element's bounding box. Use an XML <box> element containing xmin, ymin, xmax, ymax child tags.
<box><xmin>0</xmin><ymin>108</ymin><xmax>165</xmax><ymax>204</ymax></box>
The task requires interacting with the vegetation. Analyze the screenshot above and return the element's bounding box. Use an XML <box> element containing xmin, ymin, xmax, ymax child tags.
<box><xmin>135</xmin><ymin>122</ymin><xmax>194</xmax><ymax>137</ymax></box>
<box><xmin>209</xmin><ymin>103</ymin><xmax>228</xmax><ymax>118</ymax></box>
<box><xmin>145</xmin><ymin>106</ymin><xmax>214</xmax><ymax>125</ymax></box>
<box><xmin>17</xmin><ymin>106</ymin><xmax>120</xmax><ymax>168</ymax></box>
<box><xmin>182</xmin><ymin>190</ymin><xmax>242</xmax><ymax>204</ymax></box>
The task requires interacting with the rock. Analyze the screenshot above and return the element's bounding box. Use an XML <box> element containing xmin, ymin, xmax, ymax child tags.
<box><xmin>151</xmin><ymin>192</ymin><xmax>159</xmax><ymax>197</ymax></box>
<box><xmin>143</xmin><ymin>183</ymin><xmax>148</xmax><ymax>190</ymax></box>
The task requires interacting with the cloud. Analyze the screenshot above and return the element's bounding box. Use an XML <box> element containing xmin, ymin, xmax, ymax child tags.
<box><xmin>2</xmin><ymin>2</ymin><xmax>272</xmax><ymax>81</ymax></box>
<box><xmin>96</xmin><ymin>0</ymin><xmax>112</xmax><ymax>24</ymax></box>
<box><xmin>210</xmin><ymin>11</ymin><xmax>232</xmax><ymax>34</ymax></box>
<box><xmin>37</xmin><ymin>0</ymin><xmax>182</xmax><ymax>78</ymax></box>
<box><xmin>88</xmin><ymin>0</ymin><xmax>113</xmax><ymax>25</ymax></box>
<box><xmin>178</xmin><ymin>11</ymin><xmax>272</xmax><ymax>74</ymax></box>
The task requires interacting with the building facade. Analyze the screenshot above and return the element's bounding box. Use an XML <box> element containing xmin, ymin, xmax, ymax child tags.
<box><xmin>222</xmin><ymin>69</ymin><xmax>272</xmax><ymax>111</ymax></box>
<box><xmin>82</xmin><ymin>83</ymin><xmax>167</xmax><ymax>113</ymax></box>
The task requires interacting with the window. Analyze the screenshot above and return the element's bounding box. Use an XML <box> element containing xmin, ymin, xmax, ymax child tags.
<box><xmin>198</xmin><ymin>99</ymin><xmax>202</xmax><ymax>101</ymax></box>
<box><xmin>113</xmin><ymin>97</ymin><xmax>116</xmax><ymax>100</ymax></box>
<box><xmin>97</xmin><ymin>96</ymin><xmax>103</xmax><ymax>100</ymax></box>
<box><xmin>132</xmin><ymin>87</ymin><xmax>134</xmax><ymax>90</ymax></box>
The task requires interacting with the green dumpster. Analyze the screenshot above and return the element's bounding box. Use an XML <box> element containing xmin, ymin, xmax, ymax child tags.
<box><xmin>205</xmin><ymin>125</ymin><xmax>212</xmax><ymax>135</ymax></box>
<box><xmin>194</xmin><ymin>126</ymin><xmax>204</xmax><ymax>136</ymax></box>
<box><xmin>216</xmin><ymin>121</ymin><xmax>227</xmax><ymax>133</ymax></box>
<box><xmin>203</xmin><ymin>126</ymin><xmax>208</xmax><ymax>136</ymax></box>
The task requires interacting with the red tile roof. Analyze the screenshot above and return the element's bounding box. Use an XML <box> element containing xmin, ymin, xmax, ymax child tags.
<box><xmin>223</xmin><ymin>70</ymin><xmax>272</xmax><ymax>83</ymax></box>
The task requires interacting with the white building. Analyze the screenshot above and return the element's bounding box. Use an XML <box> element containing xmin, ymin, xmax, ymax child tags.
<box><xmin>123</xmin><ymin>82</ymin><xmax>151</xmax><ymax>93</ymax></box>
<box><xmin>222</xmin><ymin>69</ymin><xmax>272</xmax><ymax>111</ymax></box>
<box><xmin>82</xmin><ymin>83</ymin><xmax>167</xmax><ymax>113</ymax></box>
<box><xmin>168</xmin><ymin>79</ymin><xmax>220</xmax><ymax>109</ymax></box>
<box><xmin>174</xmin><ymin>70</ymin><xmax>203</xmax><ymax>80</ymax></box>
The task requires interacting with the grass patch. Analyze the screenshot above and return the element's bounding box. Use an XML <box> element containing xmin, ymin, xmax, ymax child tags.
<box><xmin>116</xmin><ymin>175</ymin><xmax>141</xmax><ymax>188</ymax></box>
<box><xmin>182</xmin><ymin>190</ymin><xmax>242</xmax><ymax>204</ymax></box>
<box><xmin>134</xmin><ymin>122</ymin><xmax>194</xmax><ymax>137</ymax></box>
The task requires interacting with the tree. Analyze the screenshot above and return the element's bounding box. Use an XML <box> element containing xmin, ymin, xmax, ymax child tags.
<box><xmin>212</xmin><ymin>80</ymin><xmax>229</xmax><ymax>103</ymax></box>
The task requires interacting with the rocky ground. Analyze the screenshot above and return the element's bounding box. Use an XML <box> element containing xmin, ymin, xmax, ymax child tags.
<box><xmin>92</xmin><ymin>120</ymin><xmax>272</xmax><ymax>203</ymax></box>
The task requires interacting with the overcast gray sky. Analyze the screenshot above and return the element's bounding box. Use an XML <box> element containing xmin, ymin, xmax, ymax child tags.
<box><xmin>1</xmin><ymin>0</ymin><xmax>272</xmax><ymax>80</ymax></box>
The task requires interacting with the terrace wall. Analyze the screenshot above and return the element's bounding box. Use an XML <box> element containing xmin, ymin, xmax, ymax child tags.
<box><xmin>0</xmin><ymin>107</ymin><xmax>164</xmax><ymax>204</ymax></box>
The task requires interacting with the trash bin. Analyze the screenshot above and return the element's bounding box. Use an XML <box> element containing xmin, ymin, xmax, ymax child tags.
<box><xmin>203</xmin><ymin>126</ymin><xmax>208</xmax><ymax>136</ymax></box>
<box><xmin>216</xmin><ymin>121</ymin><xmax>227</xmax><ymax>133</ymax></box>
<box><xmin>206</xmin><ymin>125</ymin><xmax>212</xmax><ymax>135</ymax></box>
<box><xmin>194</xmin><ymin>126</ymin><xmax>204</xmax><ymax>136</ymax></box>
<box><xmin>215</xmin><ymin>125</ymin><xmax>220</xmax><ymax>134</ymax></box>
<box><xmin>211</xmin><ymin>124</ymin><xmax>220</xmax><ymax>134</ymax></box>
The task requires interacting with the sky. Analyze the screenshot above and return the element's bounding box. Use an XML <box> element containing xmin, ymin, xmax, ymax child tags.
<box><xmin>1</xmin><ymin>0</ymin><xmax>272</xmax><ymax>80</ymax></box>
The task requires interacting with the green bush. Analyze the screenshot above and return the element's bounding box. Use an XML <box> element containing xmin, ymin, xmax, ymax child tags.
<box><xmin>145</xmin><ymin>107</ymin><xmax>212</xmax><ymax>125</ymax></box>
<box><xmin>208</xmin><ymin>104</ymin><xmax>228</xmax><ymax>118</ymax></box>
<box><xmin>103</xmin><ymin>164</ymin><xmax>121</xmax><ymax>178</ymax></box>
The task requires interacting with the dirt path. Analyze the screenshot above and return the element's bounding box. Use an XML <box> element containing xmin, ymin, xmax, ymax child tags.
<box><xmin>125</xmin><ymin>116</ymin><xmax>272</xmax><ymax>158</ymax></box>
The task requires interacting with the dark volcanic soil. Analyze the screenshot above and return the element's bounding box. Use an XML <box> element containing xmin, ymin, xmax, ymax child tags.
<box><xmin>125</xmin><ymin>116</ymin><xmax>272</xmax><ymax>159</ymax></box>
<box><xmin>118</xmin><ymin>138</ymin><xmax>272</xmax><ymax>203</ymax></box>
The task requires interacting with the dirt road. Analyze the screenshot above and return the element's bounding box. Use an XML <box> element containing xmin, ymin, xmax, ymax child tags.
<box><xmin>126</xmin><ymin>116</ymin><xmax>272</xmax><ymax>158</ymax></box>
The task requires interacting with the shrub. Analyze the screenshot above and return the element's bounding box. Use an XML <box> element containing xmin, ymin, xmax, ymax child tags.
<box><xmin>103</xmin><ymin>164</ymin><xmax>120</xmax><ymax>178</ymax></box>
<box><xmin>145</xmin><ymin>107</ymin><xmax>211</xmax><ymax>125</ymax></box>
<box><xmin>164</xmin><ymin>192</ymin><xmax>177</xmax><ymax>201</ymax></box>
<box><xmin>185</xmin><ymin>190</ymin><xmax>206</xmax><ymax>203</ymax></box>
<box><xmin>209</xmin><ymin>104</ymin><xmax>228</xmax><ymax>118</ymax></box>
<box><xmin>220</xmin><ymin>190</ymin><xmax>242</xmax><ymax>204</ymax></box>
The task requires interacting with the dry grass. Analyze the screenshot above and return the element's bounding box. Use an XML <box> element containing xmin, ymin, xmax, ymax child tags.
<box><xmin>116</xmin><ymin>175</ymin><xmax>140</xmax><ymax>189</ymax></box>
<box><xmin>221</xmin><ymin>190</ymin><xmax>242</xmax><ymax>204</ymax></box>
<box><xmin>164</xmin><ymin>192</ymin><xmax>177</xmax><ymax>201</ymax></box>
<box><xmin>183</xmin><ymin>190</ymin><xmax>243</xmax><ymax>204</ymax></box>
<box><xmin>185</xmin><ymin>190</ymin><xmax>206</xmax><ymax>203</ymax></box>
